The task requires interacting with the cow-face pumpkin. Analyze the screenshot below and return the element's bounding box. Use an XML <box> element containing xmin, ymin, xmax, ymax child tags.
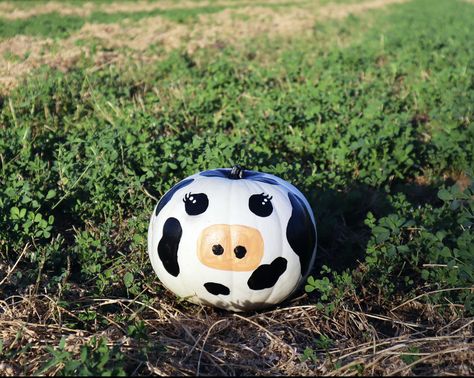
<box><xmin>148</xmin><ymin>166</ymin><xmax>317</xmax><ymax>312</ymax></box>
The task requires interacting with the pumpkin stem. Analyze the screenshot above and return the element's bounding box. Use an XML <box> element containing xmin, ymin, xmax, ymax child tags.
<box><xmin>229</xmin><ymin>165</ymin><xmax>244</xmax><ymax>179</ymax></box>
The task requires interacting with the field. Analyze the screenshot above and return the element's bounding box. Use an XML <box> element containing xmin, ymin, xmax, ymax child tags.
<box><xmin>0</xmin><ymin>0</ymin><xmax>473</xmax><ymax>375</ymax></box>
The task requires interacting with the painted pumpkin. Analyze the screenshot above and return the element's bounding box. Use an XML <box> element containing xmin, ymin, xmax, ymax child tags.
<box><xmin>148</xmin><ymin>166</ymin><xmax>317</xmax><ymax>311</ymax></box>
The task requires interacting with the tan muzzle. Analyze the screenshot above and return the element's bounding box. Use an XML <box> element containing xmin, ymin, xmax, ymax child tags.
<box><xmin>197</xmin><ymin>224</ymin><xmax>264</xmax><ymax>271</ymax></box>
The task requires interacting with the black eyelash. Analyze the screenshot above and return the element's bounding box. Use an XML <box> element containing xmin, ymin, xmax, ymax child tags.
<box><xmin>183</xmin><ymin>192</ymin><xmax>194</xmax><ymax>202</ymax></box>
<box><xmin>261</xmin><ymin>193</ymin><xmax>273</xmax><ymax>200</ymax></box>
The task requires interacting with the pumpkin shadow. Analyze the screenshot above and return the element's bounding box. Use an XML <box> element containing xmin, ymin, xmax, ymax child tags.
<box><xmin>303</xmin><ymin>179</ymin><xmax>446</xmax><ymax>277</ymax></box>
<box><xmin>198</xmin><ymin>297</ymin><xmax>277</xmax><ymax>313</ymax></box>
<box><xmin>304</xmin><ymin>184</ymin><xmax>390</xmax><ymax>275</ymax></box>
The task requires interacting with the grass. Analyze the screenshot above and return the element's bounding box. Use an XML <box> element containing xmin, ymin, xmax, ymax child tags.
<box><xmin>0</xmin><ymin>0</ymin><xmax>473</xmax><ymax>375</ymax></box>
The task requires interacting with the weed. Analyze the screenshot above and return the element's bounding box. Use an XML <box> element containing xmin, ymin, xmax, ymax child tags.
<box><xmin>37</xmin><ymin>337</ymin><xmax>126</xmax><ymax>376</ymax></box>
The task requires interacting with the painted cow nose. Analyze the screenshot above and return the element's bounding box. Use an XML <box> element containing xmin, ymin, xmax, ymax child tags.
<box><xmin>197</xmin><ymin>224</ymin><xmax>264</xmax><ymax>271</ymax></box>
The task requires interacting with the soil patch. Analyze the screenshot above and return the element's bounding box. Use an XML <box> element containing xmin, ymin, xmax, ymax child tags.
<box><xmin>0</xmin><ymin>0</ymin><xmax>410</xmax><ymax>93</ymax></box>
<box><xmin>0</xmin><ymin>0</ymin><xmax>302</xmax><ymax>20</ymax></box>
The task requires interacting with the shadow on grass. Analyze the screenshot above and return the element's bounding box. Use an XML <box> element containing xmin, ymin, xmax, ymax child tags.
<box><xmin>305</xmin><ymin>178</ymin><xmax>449</xmax><ymax>278</ymax></box>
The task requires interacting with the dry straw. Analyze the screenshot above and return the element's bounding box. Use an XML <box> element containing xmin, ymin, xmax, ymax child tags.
<box><xmin>0</xmin><ymin>285</ymin><xmax>472</xmax><ymax>375</ymax></box>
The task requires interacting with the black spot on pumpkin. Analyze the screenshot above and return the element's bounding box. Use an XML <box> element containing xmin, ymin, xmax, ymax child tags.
<box><xmin>204</xmin><ymin>282</ymin><xmax>230</xmax><ymax>296</ymax></box>
<box><xmin>286</xmin><ymin>192</ymin><xmax>316</xmax><ymax>277</ymax></box>
<box><xmin>157</xmin><ymin>217</ymin><xmax>182</xmax><ymax>277</ymax></box>
<box><xmin>247</xmin><ymin>257</ymin><xmax>288</xmax><ymax>290</ymax></box>
<box><xmin>155</xmin><ymin>178</ymin><xmax>194</xmax><ymax>216</ymax></box>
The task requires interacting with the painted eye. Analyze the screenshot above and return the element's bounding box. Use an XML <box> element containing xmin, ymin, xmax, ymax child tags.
<box><xmin>249</xmin><ymin>193</ymin><xmax>273</xmax><ymax>217</ymax></box>
<box><xmin>183</xmin><ymin>192</ymin><xmax>209</xmax><ymax>215</ymax></box>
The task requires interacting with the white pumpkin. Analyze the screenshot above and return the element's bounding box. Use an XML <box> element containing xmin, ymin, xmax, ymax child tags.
<box><xmin>148</xmin><ymin>166</ymin><xmax>317</xmax><ymax>312</ymax></box>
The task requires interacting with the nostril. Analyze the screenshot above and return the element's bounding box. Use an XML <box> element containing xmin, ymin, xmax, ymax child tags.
<box><xmin>234</xmin><ymin>245</ymin><xmax>247</xmax><ymax>259</ymax></box>
<box><xmin>212</xmin><ymin>244</ymin><xmax>224</xmax><ymax>255</ymax></box>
